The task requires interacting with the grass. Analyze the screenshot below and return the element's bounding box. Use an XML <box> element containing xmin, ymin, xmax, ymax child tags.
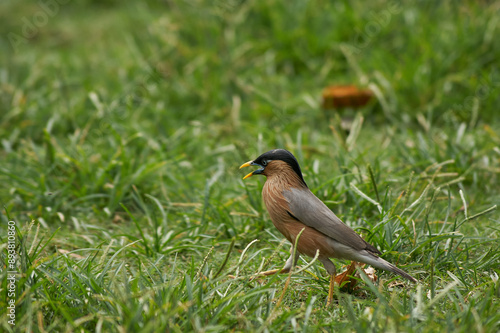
<box><xmin>1</xmin><ymin>0</ymin><xmax>500</xmax><ymax>331</ymax></box>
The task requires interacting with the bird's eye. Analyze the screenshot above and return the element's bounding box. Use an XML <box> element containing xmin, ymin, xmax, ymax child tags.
<box><xmin>262</xmin><ymin>160</ymin><xmax>268</xmax><ymax>166</ymax></box>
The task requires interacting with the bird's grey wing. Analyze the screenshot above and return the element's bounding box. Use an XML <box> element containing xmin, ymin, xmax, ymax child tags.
<box><xmin>283</xmin><ymin>187</ymin><xmax>380</xmax><ymax>254</ymax></box>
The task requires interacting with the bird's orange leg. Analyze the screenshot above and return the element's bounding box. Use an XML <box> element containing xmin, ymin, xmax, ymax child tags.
<box><xmin>326</xmin><ymin>273</ymin><xmax>336</xmax><ymax>306</ymax></box>
<box><xmin>252</xmin><ymin>251</ymin><xmax>298</xmax><ymax>279</ymax></box>
<box><xmin>253</xmin><ymin>268</ymin><xmax>288</xmax><ymax>276</ymax></box>
<box><xmin>248</xmin><ymin>268</ymin><xmax>289</xmax><ymax>281</ymax></box>
<box><xmin>320</xmin><ymin>258</ymin><xmax>337</xmax><ymax>306</ymax></box>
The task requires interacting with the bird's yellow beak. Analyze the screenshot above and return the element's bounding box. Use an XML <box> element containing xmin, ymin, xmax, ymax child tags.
<box><xmin>239</xmin><ymin>161</ymin><xmax>255</xmax><ymax>179</ymax></box>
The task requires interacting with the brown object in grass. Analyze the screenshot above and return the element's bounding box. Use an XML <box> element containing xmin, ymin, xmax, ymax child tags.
<box><xmin>335</xmin><ymin>262</ymin><xmax>378</xmax><ymax>292</ymax></box>
<box><xmin>335</xmin><ymin>261</ymin><xmax>361</xmax><ymax>292</ymax></box>
<box><xmin>322</xmin><ymin>85</ymin><xmax>373</xmax><ymax>109</ymax></box>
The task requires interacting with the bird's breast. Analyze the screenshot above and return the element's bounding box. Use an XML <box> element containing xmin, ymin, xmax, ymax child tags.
<box><xmin>262</xmin><ymin>181</ymin><xmax>295</xmax><ymax>238</ymax></box>
<box><xmin>262</xmin><ymin>180</ymin><xmax>337</xmax><ymax>259</ymax></box>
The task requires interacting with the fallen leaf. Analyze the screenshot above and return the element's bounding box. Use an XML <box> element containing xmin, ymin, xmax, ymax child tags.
<box><xmin>322</xmin><ymin>85</ymin><xmax>373</xmax><ymax>109</ymax></box>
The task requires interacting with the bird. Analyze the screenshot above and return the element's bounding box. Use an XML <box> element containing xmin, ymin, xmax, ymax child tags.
<box><xmin>240</xmin><ymin>149</ymin><xmax>416</xmax><ymax>305</ymax></box>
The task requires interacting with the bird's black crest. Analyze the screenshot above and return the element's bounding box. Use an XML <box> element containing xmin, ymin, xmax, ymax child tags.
<box><xmin>254</xmin><ymin>149</ymin><xmax>307</xmax><ymax>187</ymax></box>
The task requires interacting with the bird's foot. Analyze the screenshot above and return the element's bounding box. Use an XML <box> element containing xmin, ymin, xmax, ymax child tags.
<box><xmin>249</xmin><ymin>268</ymin><xmax>291</xmax><ymax>281</ymax></box>
<box><xmin>326</xmin><ymin>273</ymin><xmax>336</xmax><ymax>307</ymax></box>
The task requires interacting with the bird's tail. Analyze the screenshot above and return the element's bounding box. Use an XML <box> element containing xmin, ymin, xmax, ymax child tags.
<box><xmin>338</xmin><ymin>246</ymin><xmax>417</xmax><ymax>283</ymax></box>
<box><xmin>370</xmin><ymin>256</ymin><xmax>417</xmax><ymax>283</ymax></box>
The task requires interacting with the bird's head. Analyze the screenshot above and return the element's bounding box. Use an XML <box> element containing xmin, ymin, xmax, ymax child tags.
<box><xmin>239</xmin><ymin>149</ymin><xmax>307</xmax><ymax>187</ymax></box>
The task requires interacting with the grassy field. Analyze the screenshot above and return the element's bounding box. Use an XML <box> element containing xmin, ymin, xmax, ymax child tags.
<box><xmin>1</xmin><ymin>0</ymin><xmax>500</xmax><ymax>332</ymax></box>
